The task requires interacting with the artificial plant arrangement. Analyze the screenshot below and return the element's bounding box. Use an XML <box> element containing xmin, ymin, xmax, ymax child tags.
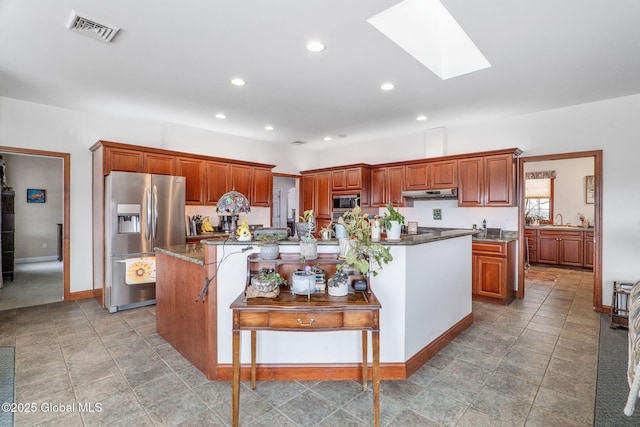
<box><xmin>297</xmin><ymin>209</ymin><xmax>318</xmax><ymax>260</ymax></box>
<box><xmin>333</xmin><ymin>205</ymin><xmax>393</xmax><ymax>295</ymax></box>
<box><xmin>380</xmin><ymin>204</ymin><xmax>405</xmax><ymax>240</ymax></box>
<box><xmin>379</xmin><ymin>204</ymin><xmax>405</xmax><ymax>229</ymax></box>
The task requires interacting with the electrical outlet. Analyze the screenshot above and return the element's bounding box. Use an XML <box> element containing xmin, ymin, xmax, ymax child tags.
<box><xmin>42</xmin><ymin>242</ymin><xmax>48</xmax><ymax>249</ymax></box>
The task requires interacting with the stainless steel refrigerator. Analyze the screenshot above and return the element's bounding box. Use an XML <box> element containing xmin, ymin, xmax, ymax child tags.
<box><xmin>104</xmin><ymin>171</ymin><xmax>186</xmax><ymax>312</ymax></box>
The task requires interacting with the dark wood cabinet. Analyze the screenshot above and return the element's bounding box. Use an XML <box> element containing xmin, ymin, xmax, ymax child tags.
<box><xmin>300</xmin><ymin>171</ymin><xmax>332</xmax><ymax>233</ymax></box>
<box><xmin>536</xmin><ymin>229</ymin><xmax>584</xmax><ymax>267</ymax></box>
<box><xmin>458</xmin><ymin>153</ymin><xmax>517</xmax><ymax>207</ymax></box>
<box><xmin>584</xmin><ymin>231</ymin><xmax>595</xmax><ymax>268</ymax></box>
<box><xmin>371</xmin><ymin>166</ymin><xmax>404</xmax><ymax>207</ymax></box>
<box><xmin>204</xmin><ymin>161</ymin><xmax>229</xmax><ymax>205</ymax></box>
<box><xmin>484</xmin><ymin>154</ymin><xmax>515</xmax><ymax>206</ymax></box>
<box><xmin>177</xmin><ymin>157</ymin><xmax>205</xmax><ymax>205</ymax></box>
<box><xmin>143</xmin><ymin>152</ymin><xmax>175</xmax><ymax>175</ymax></box>
<box><xmin>230</xmin><ymin>164</ymin><xmax>253</xmax><ymax>201</ymax></box>
<box><xmin>472</xmin><ymin>240</ymin><xmax>515</xmax><ymax>304</ymax></box>
<box><xmin>106</xmin><ymin>147</ymin><xmax>143</xmax><ymax>173</ymax></box>
<box><xmin>252</xmin><ymin>167</ymin><xmax>273</xmax><ymax>207</ymax></box>
<box><xmin>405</xmin><ymin>160</ymin><xmax>457</xmax><ymax>190</ymax></box>
<box><xmin>458</xmin><ymin>157</ymin><xmax>484</xmax><ymax>206</ymax></box>
<box><xmin>1</xmin><ymin>191</ymin><xmax>15</xmax><ymax>281</ymax></box>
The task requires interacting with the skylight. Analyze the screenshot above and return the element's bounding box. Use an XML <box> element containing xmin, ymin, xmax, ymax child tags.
<box><xmin>367</xmin><ymin>0</ymin><xmax>490</xmax><ymax>80</ymax></box>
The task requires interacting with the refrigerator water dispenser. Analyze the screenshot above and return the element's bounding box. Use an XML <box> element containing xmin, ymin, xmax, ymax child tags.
<box><xmin>116</xmin><ymin>204</ymin><xmax>141</xmax><ymax>233</ymax></box>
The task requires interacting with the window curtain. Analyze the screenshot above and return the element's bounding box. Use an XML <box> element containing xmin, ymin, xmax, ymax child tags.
<box><xmin>525</xmin><ymin>171</ymin><xmax>556</xmax><ymax>198</ymax></box>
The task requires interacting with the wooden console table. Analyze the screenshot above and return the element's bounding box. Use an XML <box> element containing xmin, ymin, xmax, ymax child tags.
<box><xmin>230</xmin><ymin>288</ymin><xmax>382</xmax><ymax>427</ymax></box>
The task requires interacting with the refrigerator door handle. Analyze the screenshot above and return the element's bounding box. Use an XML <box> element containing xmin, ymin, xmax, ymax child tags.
<box><xmin>145</xmin><ymin>187</ymin><xmax>151</xmax><ymax>241</ymax></box>
<box><xmin>153</xmin><ymin>185</ymin><xmax>158</xmax><ymax>239</ymax></box>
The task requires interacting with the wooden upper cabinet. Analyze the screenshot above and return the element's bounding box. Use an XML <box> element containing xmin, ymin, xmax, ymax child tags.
<box><xmin>372</xmin><ymin>166</ymin><xmax>404</xmax><ymax>207</ymax></box>
<box><xmin>301</xmin><ymin>175</ymin><xmax>315</xmax><ymax>214</ymax></box>
<box><xmin>387</xmin><ymin>166</ymin><xmax>405</xmax><ymax>206</ymax></box>
<box><xmin>405</xmin><ymin>160</ymin><xmax>457</xmax><ymax>190</ymax></box>
<box><xmin>458</xmin><ymin>151</ymin><xmax>518</xmax><ymax>207</ymax></box>
<box><xmin>177</xmin><ymin>158</ymin><xmax>205</xmax><ymax>205</ymax></box>
<box><xmin>332</xmin><ymin>167</ymin><xmax>365</xmax><ymax>191</ymax></box>
<box><xmin>404</xmin><ymin>164</ymin><xmax>429</xmax><ymax>190</ymax></box>
<box><xmin>371</xmin><ymin>168</ymin><xmax>387</xmax><ymax>207</ymax></box>
<box><xmin>143</xmin><ymin>152</ymin><xmax>175</xmax><ymax>175</ymax></box>
<box><xmin>332</xmin><ymin>170</ymin><xmax>347</xmax><ymax>191</ymax></box>
<box><xmin>484</xmin><ymin>154</ymin><xmax>515</xmax><ymax>206</ymax></box>
<box><xmin>458</xmin><ymin>157</ymin><xmax>484</xmax><ymax>206</ymax></box>
<box><xmin>204</xmin><ymin>161</ymin><xmax>229</xmax><ymax>205</ymax></box>
<box><xmin>229</xmin><ymin>164</ymin><xmax>252</xmax><ymax>200</ymax></box>
<box><xmin>106</xmin><ymin>148</ymin><xmax>143</xmax><ymax>173</ymax></box>
<box><xmin>252</xmin><ymin>167</ymin><xmax>272</xmax><ymax>207</ymax></box>
<box><xmin>430</xmin><ymin>160</ymin><xmax>458</xmax><ymax>188</ymax></box>
<box><xmin>315</xmin><ymin>171</ymin><xmax>332</xmax><ymax>219</ymax></box>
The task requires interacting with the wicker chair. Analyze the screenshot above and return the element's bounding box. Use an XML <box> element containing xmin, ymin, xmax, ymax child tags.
<box><xmin>624</xmin><ymin>281</ymin><xmax>640</xmax><ymax>415</ymax></box>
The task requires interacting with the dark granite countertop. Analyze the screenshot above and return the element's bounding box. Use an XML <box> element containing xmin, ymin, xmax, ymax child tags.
<box><xmin>525</xmin><ymin>225</ymin><xmax>594</xmax><ymax>231</ymax></box>
<box><xmin>472</xmin><ymin>230</ymin><xmax>518</xmax><ymax>243</ymax></box>
<box><xmin>196</xmin><ymin>227</ymin><xmax>478</xmax><ymax>246</ymax></box>
<box><xmin>155</xmin><ymin>244</ymin><xmax>205</xmax><ymax>264</ymax></box>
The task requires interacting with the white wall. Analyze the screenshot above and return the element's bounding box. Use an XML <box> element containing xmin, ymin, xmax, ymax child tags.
<box><xmin>0</xmin><ymin>97</ymin><xmax>297</xmax><ymax>292</ymax></box>
<box><xmin>525</xmin><ymin>158</ymin><xmax>595</xmax><ymax>226</ymax></box>
<box><xmin>2</xmin><ymin>153</ymin><xmax>63</xmax><ymax>260</ymax></box>
<box><xmin>3</xmin><ymin>93</ymin><xmax>640</xmax><ymax>304</ymax></box>
<box><xmin>315</xmin><ymin>93</ymin><xmax>640</xmax><ymax>306</ymax></box>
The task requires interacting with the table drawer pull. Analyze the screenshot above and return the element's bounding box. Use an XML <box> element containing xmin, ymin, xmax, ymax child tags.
<box><xmin>296</xmin><ymin>318</ymin><xmax>315</xmax><ymax>326</ymax></box>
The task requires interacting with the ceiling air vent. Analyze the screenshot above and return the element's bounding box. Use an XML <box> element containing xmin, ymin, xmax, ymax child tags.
<box><xmin>290</xmin><ymin>140</ymin><xmax>306</xmax><ymax>145</ymax></box>
<box><xmin>65</xmin><ymin>10</ymin><xmax>120</xmax><ymax>42</ymax></box>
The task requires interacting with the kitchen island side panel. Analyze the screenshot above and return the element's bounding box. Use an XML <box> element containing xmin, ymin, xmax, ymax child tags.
<box><xmin>156</xmin><ymin>250</ymin><xmax>218</xmax><ymax>379</ymax></box>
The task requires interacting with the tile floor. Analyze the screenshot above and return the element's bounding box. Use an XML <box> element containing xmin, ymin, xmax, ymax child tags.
<box><xmin>0</xmin><ymin>266</ymin><xmax>598</xmax><ymax>426</ymax></box>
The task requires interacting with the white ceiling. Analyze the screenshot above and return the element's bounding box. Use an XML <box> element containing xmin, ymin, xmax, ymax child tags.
<box><xmin>1</xmin><ymin>0</ymin><xmax>639</xmax><ymax>149</ymax></box>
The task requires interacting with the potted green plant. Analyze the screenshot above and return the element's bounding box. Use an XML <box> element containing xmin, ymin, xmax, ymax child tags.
<box><xmin>256</xmin><ymin>231</ymin><xmax>288</xmax><ymax>260</ymax></box>
<box><xmin>331</xmin><ymin>206</ymin><xmax>393</xmax><ymax>296</ymax></box>
<box><xmin>250</xmin><ymin>269</ymin><xmax>287</xmax><ymax>293</ymax></box>
<box><xmin>319</xmin><ymin>222</ymin><xmax>335</xmax><ymax>240</ymax></box>
<box><xmin>380</xmin><ymin>204</ymin><xmax>405</xmax><ymax>241</ymax></box>
<box><xmin>297</xmin><ymin>210</ymin><xmax>318</xmax><ymax>260</ymax></box>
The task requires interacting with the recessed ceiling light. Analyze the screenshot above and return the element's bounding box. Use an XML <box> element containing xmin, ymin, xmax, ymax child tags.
<box><xmin>323</xmin><ymin>136</ymin><xmax>332</xmax><ymax>141</ymax></box>
<box><xmin>264</xmin><ymin>125</ymin><xmax>274</xmax><ymax>131</ymax></box>
<box><xmin>306</xmin><ymin>41</ymin><xmax>326</xmax><ymax>53</ymax></box>
<box><xmin>416</xmin><ymin>115</ymin><xmax>427</xmax><ymax>121</ymax></box>
<box><xmin>230</xmin><ymin>78</ymin><xmax>246</xmax><ymax>86</ymax></box>
<box><xmin>215</xmin><ymin>113</ymin><xmax>226</xmax><ymax>119</ymax></box>
<box><xmin>380</xmin><ymin>82</ymin><xmax>395</xmax><ymax>91</ymax></box>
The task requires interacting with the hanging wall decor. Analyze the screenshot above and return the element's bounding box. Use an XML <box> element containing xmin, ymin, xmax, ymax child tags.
<box><xmin>26</xmin><ymin>189</ymin><xmax>46</xmax><ymax>203</ymax></box>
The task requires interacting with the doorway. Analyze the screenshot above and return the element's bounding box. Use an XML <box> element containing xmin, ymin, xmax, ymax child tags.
<box><xmin>0</xmin><ymin>146</ymin><xmax>70</xmax><ymax>308</ymax></box>
<box><xmin>517</xmin><ymin>150</ymin><xmax>603</xmax><ymax>311</ymax></box>
<box><xmin>272</xmin><ymin>174</ymin><xmax>298</xmax><ymax>232</ymax></box>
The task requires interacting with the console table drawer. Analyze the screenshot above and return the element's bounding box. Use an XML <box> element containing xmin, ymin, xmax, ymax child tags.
<box><xmin>268</xmin><ymin>311</ymin><xmax>343</xmax><ymax>329</ymax></box>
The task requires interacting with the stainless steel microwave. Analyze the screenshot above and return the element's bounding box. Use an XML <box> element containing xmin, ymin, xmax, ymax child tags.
<box><xmin>332</xmin><ymin>194</ymin><xmax>359</xmax><ymax>209</ymax></box>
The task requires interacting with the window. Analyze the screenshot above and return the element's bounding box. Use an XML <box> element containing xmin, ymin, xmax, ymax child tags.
<box><xmin>525</xmin><ymin>177</ymin><xmax>554</xmax><ymax>223</ymax></box>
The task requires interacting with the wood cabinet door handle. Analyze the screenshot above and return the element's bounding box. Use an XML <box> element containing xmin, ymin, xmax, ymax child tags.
<box><xmin>297</xmin><ymin>318</ymin><xmax>315</xmax><ymax>326</ymax></box>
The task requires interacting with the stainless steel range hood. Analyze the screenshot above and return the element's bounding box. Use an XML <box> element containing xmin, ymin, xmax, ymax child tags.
<box><xmin>401</xmin><ymin>188</ymin><xmax>458</xmax><ymax>200</ymax></box>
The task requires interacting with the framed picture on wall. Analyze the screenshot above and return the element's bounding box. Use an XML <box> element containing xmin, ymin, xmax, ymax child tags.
<box><xmin>26</xmin><ymin>189</ymin><xmax>46</xmax><ymax>203</ymax></box>
<box><xmin>585</xmin><ymin>175</ymin><xmax>595</xmax><ymax>204</ymax></box>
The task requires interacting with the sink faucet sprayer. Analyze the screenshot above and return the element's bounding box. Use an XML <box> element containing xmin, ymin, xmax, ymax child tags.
<box><xmin>555</xmin><ymin>213</ymin><xmax>563</xmax><ymax>225</ymax></box>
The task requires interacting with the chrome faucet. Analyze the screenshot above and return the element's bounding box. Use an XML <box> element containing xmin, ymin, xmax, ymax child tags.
<box><xmin>555</xmin><ymin>213</ymin><xmax>563</xmax><ymax>225</ymax></box>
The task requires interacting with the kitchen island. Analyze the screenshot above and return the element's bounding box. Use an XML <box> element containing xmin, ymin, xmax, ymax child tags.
<box><xmin>155</xmin><ymin>228</ymin><xmax>476</xmax><ymax>381</ymax></box>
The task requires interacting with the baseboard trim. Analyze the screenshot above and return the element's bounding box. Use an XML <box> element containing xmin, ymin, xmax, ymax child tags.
<box><xmin>215</xmin><ymin>312</ymin><xmax>473</xmax><ymax>382</ymax></box>
<box><xmin>404</xmin><ymin>312</ymin><xmax>473</xmax><ymax>377</ymax></box>
<box><xmin>67</xmin><ymin>289</ymin><xmax>102</xmax><ymax>301</ymax></box>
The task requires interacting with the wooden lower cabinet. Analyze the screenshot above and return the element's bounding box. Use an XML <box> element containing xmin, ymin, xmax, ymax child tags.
<box><xmin>472</xmin><ymin>240</ymin><xmax>516</xmax><ymax>304</ymax></box>
<box><xmin>536</xmin><ymin>229</ymin><xmax>583</xmax><ymax>267</ymax></box>
<box><xmin>584</xmin><ymin>231</ymin><xmax>595</xmax><ymax>268</ymax></box>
